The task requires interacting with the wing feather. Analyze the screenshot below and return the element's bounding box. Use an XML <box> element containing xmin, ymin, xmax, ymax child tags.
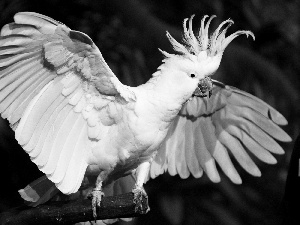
<box><xmin>0</xmin><ymin>45</ymin><xmax>27</xmax><ymax>55</ymax></box>
<box><xmin>14</xmin><ymin>13</ymin><xmax>57</xmax><ymax>34</ymax></box>
<box><xmin>166</xmin><ymin>117</ymin><xmax>184</xmax><ymax>176</ymax></box>
<box><xmin>5</xmin><ymin>72</ymin><xmax>46</xmax><ymax>122</ymax></box>
<box><xmin>0</xmin><ymin>35</ymin><xmax>34</xmax><ymax>47</ymax></box>
<box><xmin>216</xmin><ymin>109</ymin><xmax>285</xmax><ymax>154</ymax></box>
<box><xmin>2</xmin><ymin>66</ymin><xmax>45</xmax><ymax>113</ymax></box>
<box><xmin>49</xmin><ymin>116</ymin><xmax>86</xmax><ymax>183</ymax></box>
<box><xmin>0</xmin><ymin>51</ymin><xmax>39</xmax><ymax>67</ymax></box>
<box><xmin>150</xmin><ymin>142</ymin><xmax>168</xmax><ymax>178</ymax></box>
<box><xmin>69</xmin><ymin>88</ymin><xmax>84</xmax><ymax>105</ymax></box>
<box><xmin>0</xmin><ymin>64</ymin><xmax>45</xmax><ymax>117</ymax></box>
<box><xmin>61</xmin><ymin>76</ymin><xmax>81</xmax><ymax>96</ymax></box>
<box><xmin>42</xmin><ymin>110</ymin><xmax>79</xmax><ymax>175</ymax></box>
<box><xmin>31</xmin><ymin>104</ymin><xmax>72</xmax><ymax>166</ymax></box>
<box><xmin>175</xmin><ymin>118</ymin><xmax>190</xmax><ymax>179</ymax></box>
<box><xmin>166</xmin><ymin>139</ymin><xmax>178</xmax><ymax>176</ymax></box>
<box><xmin>199</xmin><ymin>116</ymin><xmax>241</xmax><ymax>183</ymax></box>
<box><xmin>57</xmin><ymin>124</ymin><xmax>89</xmax><ymax>194</ymax></box>
<box><xmin>0</xmin><ymin>55</ymin><xmax>40</xmax><ymax>93</ymax></box>
<box><xmin>215</xmin><ymin>123</ymin><xmax>261</xmax><ymax>177</ymax></box>
<box><xmin>17</xmin><ymin>12</ymin><xmax>62</xmax><ymax>26</ymax></box>
<box><xmin>194</xmin><ymin>118</ymin><xmax>220</xmax><ymax>182</ymax></box>
<box><xmin>1</xmin><ymin>23</ymin><xmax>41</xmax><ymax>36</ymax></box>
<box><xmin>152</xmin><ymin>82</ymin><xmax>290</xmax><ymax>184</ymax></box>
<box><xmin>221</xmin><ymin>122</ymin><xmax>277</xmax><ymax>164</ymax></box>
<box><xmin>17</xmin><ymin>79</ymin><xmax>64</xmax><ymax>145</ymax></box>
<box><xmin>229</xmin><ymin>87</ymin><xmax>288</xmax><ymax>125</ymax></box>
<box><xmin>14</xmin><ymin>81</ymin><xmax>52</xmax><ymax>141</ymax></box>
<box><xmin>184</xmin><ymin>119</ymin><xmax>203</xmax><ymax>178</ymax></box>
<box><xmin>229</xmin><ymin>104</ymin><xmax>290</xmax><ymax>142</ymax></box>
<box><xmin>212</xmin><ymin>139</ymin><xmax>242</xmax><ymax>184</ymax></box>
<box><xmin>35</xmin><ymin>105</ymin><xmax>73</xmax><ymax>168</ymax></box>
<box><xmin>0</xmin><ymin>12</ymin><xmax>127</xmax><ymax>194</ymax></box>
<box><xmin>9</xmin><ymin>72</ymin><xmax>54</xmax><ymax>125</ymax></box>
<box><xmin>0</xmin><ymin>53</ymin><xmax>39</xmax><ymax>79</ymax></box>
<box><xmin>30</xmin><ymin>98</ymin><xmax>69</xmax><ymax>158</ymax></box>
<box><xmin>73</xmin><ymin>94</ymin><xmax>86</xmax><ymax>112</ymax></box>
<box><xmin>24</xmin><ymin>95</ymin><xmax>65</xmax><ymax>151</ymax></box>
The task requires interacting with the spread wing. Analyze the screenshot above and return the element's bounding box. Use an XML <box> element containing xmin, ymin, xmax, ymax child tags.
<box><xmin>0</xmin><ymin>12</ymin><xmax>134</xmax><ymax>194</ymax></box>
<box><xmin>150</xmin><ymin>81</ymin><xmax>291</xmax><ymax>183</ymax></box>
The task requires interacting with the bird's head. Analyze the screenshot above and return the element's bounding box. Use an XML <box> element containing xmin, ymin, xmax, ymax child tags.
<box><xmin>160</xmin><ymin>15</ymin><xmax>255</xmax><ymax>98</ymax></box>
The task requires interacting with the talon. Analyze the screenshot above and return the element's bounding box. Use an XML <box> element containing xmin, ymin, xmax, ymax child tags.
<box><xmin>90</xmin><ymin>188</ymin><xmax>104</xmax><ymax>219</ymax></box>
<box><xmin>132</xmin><ymin>185</ymin><xmax>149</xmax><ymax>213</ymax></box>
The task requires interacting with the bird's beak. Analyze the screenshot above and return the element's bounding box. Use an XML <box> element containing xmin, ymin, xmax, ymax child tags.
<box><xmin>192</xmin><ymin>76</ymin><xmax>213</xmax><ymax>98</ymax></box>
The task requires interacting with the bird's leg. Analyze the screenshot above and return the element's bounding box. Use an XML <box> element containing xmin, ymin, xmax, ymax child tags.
<box><xmin>132</xmin><ymin>161</ymin><xmax>150</xmax><ymax>213</ymax></box>
<box><xmin>88</xmin><ymin>172</ymin><xmax>107</xmax><ymax>219</ymax></box>
<box><xmin>91</xmin><ymin>181</ymin><xmax>104</xmax><ymax>219</ymax></box>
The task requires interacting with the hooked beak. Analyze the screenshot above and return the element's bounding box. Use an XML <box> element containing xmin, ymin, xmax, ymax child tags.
<box><xmin>192</xmin><ymin>76</ymin><xmax>213</xmax><ymax>98</ymax></box>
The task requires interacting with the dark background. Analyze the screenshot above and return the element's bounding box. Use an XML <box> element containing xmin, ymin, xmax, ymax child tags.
<box><xmin>0</xmin><ymin>0</ymin><xmax>299</xmax><ymax>224</ymax></box>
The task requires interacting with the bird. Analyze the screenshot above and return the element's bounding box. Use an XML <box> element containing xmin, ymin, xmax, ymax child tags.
<box><xmin>0</xmin><ymin>12</ymin><xmax>291</xmax><ymax>220</ymax></box>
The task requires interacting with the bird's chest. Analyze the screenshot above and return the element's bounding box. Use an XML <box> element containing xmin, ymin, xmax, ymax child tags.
<box><xmin>107</xmin><ymin>114</ymin><xmax>168</xmax><ymax>177</ymax></box>
<box><xmin>88</xmin><ymin>95</ymin><xmax>179</xmax><ymax>174</ymax></box>
<box><xmin>124</xmin><ymin>110</ymin><xmax>168</xmax><ymax>157</ymax></box>
<box><xmin>127</xmin><ymin>97</ymin><xmax>180</xmax><ymax>148</ymax></box>
<box><xmin>115</xmin><ymin>100</ymin><xmax>173</xmax><ymax>164</ymax></box>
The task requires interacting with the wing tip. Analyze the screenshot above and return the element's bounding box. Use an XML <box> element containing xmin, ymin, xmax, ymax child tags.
<box><xmin>18</xmin><ymin>188</ymin><xmax>39</xmax><ymax>202</ymax></box>
<box><xmin>275</xmin><ymin>129</ymin><xmax>292</xmax><ymax>143</ymax></box>
<box><xmin>204</xmin><ymin>160</ymin><xmax>221</xmax><ymax>183</ymax></box>
<box><xmin>284</xmin><ymin>135</ymin><xmax>292</xmax><ymax>143</ymax></box>
<box><xmin>209</xmin><ymin>175</ymin><xmax>221</xmax><ymax>183</ymax></box>
<box><xmin>232</xmin><ymin>177</ymin><xmax>242</xmax><ymax>185</ymax></box>
<box><xmin>13</xmin><ymin>12</ymin><xmax>58</xmax><ymax>34</ymax></box>
<box><xmin>253</xmin><ymin>168</ymin><xmax>262</xmax><ymax>177</ymax></box>
<box><xmin>270</xmin><ymin>110</ymin><xmax>288</xmax><ymax>126</ymax></box>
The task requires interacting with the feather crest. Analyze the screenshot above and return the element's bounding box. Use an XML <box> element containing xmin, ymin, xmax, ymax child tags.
<box><xmin>163</xmin><ymin>15</ymin><xmax>254</xmax><ymax>60</ymax></box>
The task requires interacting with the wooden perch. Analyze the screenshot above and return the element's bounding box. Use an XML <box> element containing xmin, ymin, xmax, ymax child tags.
<box><xmin>0</xmin><ymin>192</ymin><xmax>149</xmax><ymax>225</ymax></box>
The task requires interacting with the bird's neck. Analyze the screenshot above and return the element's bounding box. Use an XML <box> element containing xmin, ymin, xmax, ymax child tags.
<box><xmin>136</xmin><ymin>65</ymin><xmax>192</xmax><ymax>123</ymax></box>
<box><xmin>145</xmin><ymin>64</ymin><xmax>193</xmax><ymax>103</ymax></box>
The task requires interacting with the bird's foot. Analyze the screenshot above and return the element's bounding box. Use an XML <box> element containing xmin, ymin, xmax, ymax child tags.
<box><xmin>88</xmin><ymin>188</ymin><xmax>105</xmax><ymax>219</ymax></box>
<box><xmin>132</xmin><ymin>184</ymin><xmax>150</xmax><ymax>213</ymax></box>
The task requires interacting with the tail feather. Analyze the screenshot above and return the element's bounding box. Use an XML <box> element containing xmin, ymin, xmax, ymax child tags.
<box><xmin>18</xmin><ymin>175</ymin><xmax>59</xmax><ymax>206</ymax></box>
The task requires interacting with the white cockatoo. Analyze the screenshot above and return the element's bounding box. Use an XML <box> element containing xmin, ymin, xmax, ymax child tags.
<box><xmin>0</xmin><ymin>12</ymin><xmax>291</xmax><ymax>219</ymax></box>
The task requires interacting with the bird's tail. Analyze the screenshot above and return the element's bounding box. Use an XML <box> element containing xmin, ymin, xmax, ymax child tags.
<box><xmin>18</xmin><ymin>175</ymin><xmax>59</xmax><ymax>207</ymax></box>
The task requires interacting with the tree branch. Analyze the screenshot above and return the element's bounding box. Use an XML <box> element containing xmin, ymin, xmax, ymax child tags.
<box><xmin>0</xmin><ymin>192</ymin><xmax>149</xmax><ymax>225</ymax></box>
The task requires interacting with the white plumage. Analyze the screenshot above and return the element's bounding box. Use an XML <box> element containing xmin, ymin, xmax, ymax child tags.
<box><xmin>0</xmin><ymin>12</ymin><xmax>291</xmax><ymax>219</ymax></box>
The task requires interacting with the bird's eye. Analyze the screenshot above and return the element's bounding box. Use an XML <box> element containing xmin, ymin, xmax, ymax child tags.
<box><xmin>190</xmin><ymin>73</ymin><xmax>196</xmax><ymax>78</ymax></box>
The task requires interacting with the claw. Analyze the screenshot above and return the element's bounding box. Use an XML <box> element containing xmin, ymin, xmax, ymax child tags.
<box><xmin>89</xmin><ymin>188</ymin><xmax>105</xmax><ymax>219</ymax></box>
<box><xmin>132</xmin><ymin>185</ymin><xmax>150</xmax><ymax>213</ymax></box>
